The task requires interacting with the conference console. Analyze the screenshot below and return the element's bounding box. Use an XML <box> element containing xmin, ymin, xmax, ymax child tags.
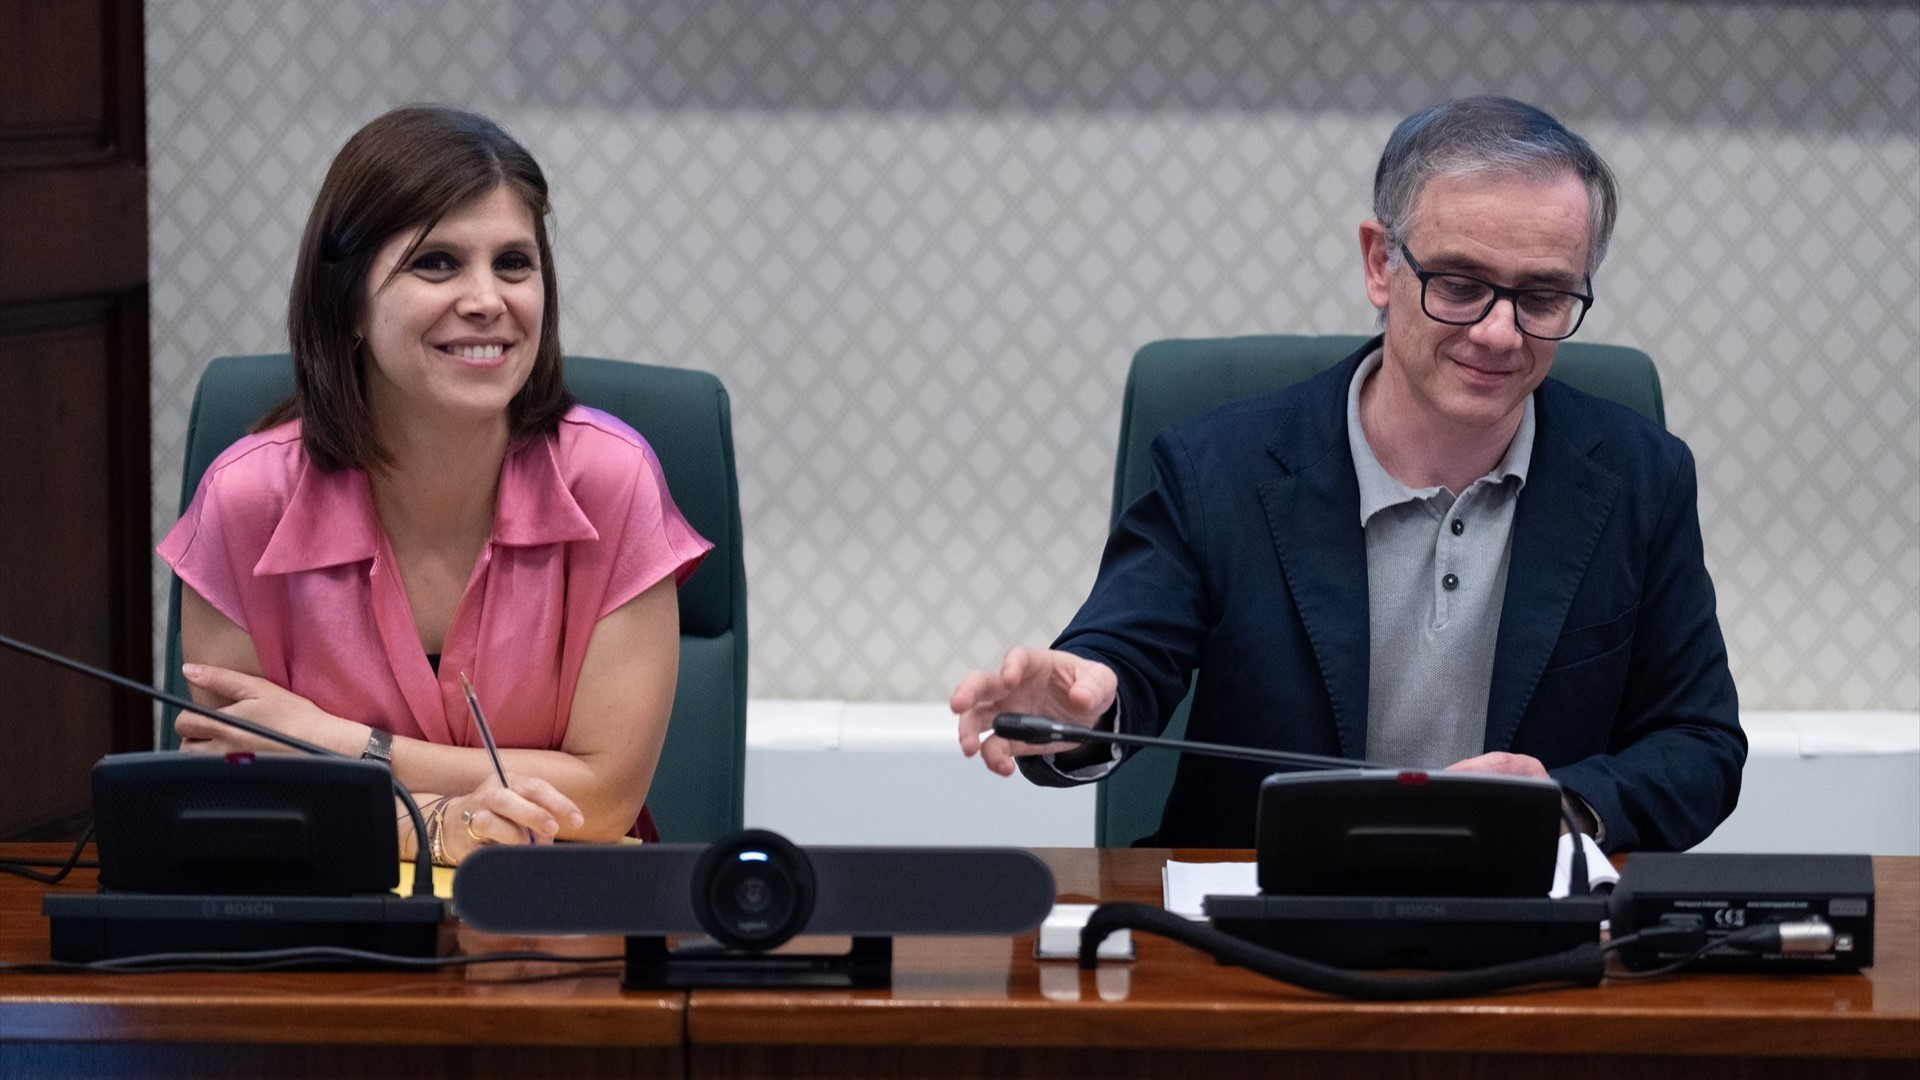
<box><xmin>41</xmin><ymin>753</ymin><xmax>444</xmax><ymax>963</ymax></box>
<box><xmin>456</xmin><ymin>829</ymin><xmax>1057</xmax><ymax>988</ymax></box>
<box><xmin>992</xmin><ymin>713</ymin><xmax>1611</xmax><ymax>972</ymax></box>
<box><xmin>0</xmin><ymin>631</ymin><xmax>444</xmax><ymax>966</ymax></box>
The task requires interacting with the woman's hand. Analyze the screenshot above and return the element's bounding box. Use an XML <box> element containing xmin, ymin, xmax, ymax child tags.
<box><xmin>442</xmin><ymin>774</ymin><xmax>585</xmax><ymax>864</ymax></box>
<box><xmin>176</xmin><ymin>662</ymin><xmax>350</xmax><ymax>755</ymax></box>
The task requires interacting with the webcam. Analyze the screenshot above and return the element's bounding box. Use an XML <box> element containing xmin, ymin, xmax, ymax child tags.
<box><xmin>458</xmin><ymin>830</ymin><xmax>1053</xmax><ymax>936</ymax></box>
<box><xmin>457</xmin><ymin>829</ymin><xmax>1056</xmax><ymax>987</ymax></box>
<box><xmin>690</xmin><ymin>828</ymin><xmax>817</xmax><ymax>951</ymax></box>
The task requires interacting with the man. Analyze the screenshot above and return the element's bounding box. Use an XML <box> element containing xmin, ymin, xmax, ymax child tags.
<box><xmin>952</xmin><ymin>97</ymin><xmax>1744</xmax><ymax>852</ymax></box>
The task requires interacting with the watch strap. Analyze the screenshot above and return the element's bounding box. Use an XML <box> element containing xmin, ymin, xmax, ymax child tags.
<box><xmin>361</xmin><ymin>726</ymin><xmax>394</xmax><ymax>764</ymax></box>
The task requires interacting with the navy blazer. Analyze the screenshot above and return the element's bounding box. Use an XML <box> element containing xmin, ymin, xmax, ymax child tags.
<box><xmin>1052</xmin><ymin>340</ymin><xmax>1745</xmax><ymax>851</ymax></box>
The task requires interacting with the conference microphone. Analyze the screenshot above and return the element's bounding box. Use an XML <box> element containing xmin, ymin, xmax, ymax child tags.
<box><xmin>992</xmin><ymin>711</ymin><xmax>1592</xmax><ymax>897</ymax></box>
<box><xmin>991</xmin><ymin>713</ymin><xmax>1607</xmax><ymax>985</ymax></box>
<box><xmin>0</xmin><ymin>631</ymin><xmax>435</xmax><ymax>899</ymax></box>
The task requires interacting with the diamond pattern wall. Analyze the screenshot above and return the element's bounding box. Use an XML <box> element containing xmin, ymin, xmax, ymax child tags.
<box><xmin>147</xmin><ymin>1</ymin><xmax>1919</xmax><ymax>710</ymax></box>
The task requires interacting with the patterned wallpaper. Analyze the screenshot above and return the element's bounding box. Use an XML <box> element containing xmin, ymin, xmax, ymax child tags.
<box><xmin>146</xmin><ymin>0</ymin><xmax>1919</xmax><ymax>710</ymax></box>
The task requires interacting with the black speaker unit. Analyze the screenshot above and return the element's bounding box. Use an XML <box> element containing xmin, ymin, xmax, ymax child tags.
<box><xmin>1216</xmin><ymin>769</ymin><xmax>1604</xmax><ymax>969</ymax></box>
<box><xmin>42</xmin><ymin>754</ymin><xmax>443</xmax><ymax>962</ymax></box>
<box><xmin>88</xmin><ymin>752</ymin><xmax>401</xmax><ymax>895</ymax></box>
<box><xmin>1255</xmin><ymin>769</ymin><xmax>1564</xmax><ymax>898</ymax></box>
<box><xmin>455</xmin><ymin>830</ymin><xmax>1057</xmax><ymax>988</ymax></box>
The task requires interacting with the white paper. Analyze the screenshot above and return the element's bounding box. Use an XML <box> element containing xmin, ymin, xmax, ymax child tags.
<box><xmin>1550</xmin><ymin>832</ymin><xmax>1620</xmax><ymax>897</ymax></box>
<box><xmin>1162</xmin><ymin>860</ymin><xmax>1260</xmax><ymax>919</ymax></box>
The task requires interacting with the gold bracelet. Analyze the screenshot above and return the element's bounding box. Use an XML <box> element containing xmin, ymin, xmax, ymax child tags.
<box><xmin>427</xmin><ymin>798</ymin><xmax>453</xmax><ymax>867</ymax></box>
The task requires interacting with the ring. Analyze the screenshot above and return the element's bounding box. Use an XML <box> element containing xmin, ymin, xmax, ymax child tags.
<box><xmin>461</xmin><ymin>808</ymin><xmax>487</xmax><ymax>844</ymax></box>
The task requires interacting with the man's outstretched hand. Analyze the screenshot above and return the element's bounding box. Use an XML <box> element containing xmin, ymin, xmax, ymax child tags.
<box><xmin>951</xmin><ymin>647</ymin><xmax>1118</xmax><ymax>777</ymax></box>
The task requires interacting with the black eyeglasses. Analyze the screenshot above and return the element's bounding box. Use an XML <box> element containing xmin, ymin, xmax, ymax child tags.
<box><xmin>1400</xmin><ymin>245</ymin><xmax>1594</xmax><ymax>341</ymax></box>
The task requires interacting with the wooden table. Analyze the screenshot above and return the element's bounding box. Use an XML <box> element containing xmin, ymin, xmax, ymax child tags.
<box><xmin>686</xmin><ymin>849</ymin><xmax>1920</xmax><ymax>1079</ymax></box>
<box><xmin>0</xmin><ymin>845</ymin><xmax>681</xmax><ymax>1079</ymax></box>
<box><xmin>4</xmin><ymin>846</ymin><xmax>1916</xmax><ymax>1079</ymax></box>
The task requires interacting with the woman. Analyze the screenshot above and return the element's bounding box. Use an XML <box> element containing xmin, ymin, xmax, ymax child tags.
<box><xmin>160</xmin><ymin>106</ymin><xmax>709</xmax><ymax>865</ymax></box>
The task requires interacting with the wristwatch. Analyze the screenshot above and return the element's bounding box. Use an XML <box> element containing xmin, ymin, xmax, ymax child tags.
<box><xmin>361</xmin><ymin>726</ymin><xmax>394</xmax><ymax>765</ymax></box>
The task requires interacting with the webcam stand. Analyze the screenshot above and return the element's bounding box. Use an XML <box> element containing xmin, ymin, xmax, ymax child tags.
<box><xmin>623</xmin><ymin>934</ymin><xmax>893</xmax><ymax>989</ymax></box>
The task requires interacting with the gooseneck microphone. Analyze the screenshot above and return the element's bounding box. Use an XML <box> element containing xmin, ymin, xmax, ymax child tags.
<box><xmin>992</xmin><ymin>710</ymin><xmax>1591</xmax><ymax>896</ymax></box>
<box><xmin>0</xmin><ymin>631</ymin><xmax>436</xmax><ymax>898</ymax></box>
<box><xmin>994</xmin><ymin>712</ymin><xmax>1606</xmax><ymax>996</ymax></box>
<box><xmin>991</xmin><ymin>712</ymin><xmax>1389</xmax><ymax>771</ymax></box>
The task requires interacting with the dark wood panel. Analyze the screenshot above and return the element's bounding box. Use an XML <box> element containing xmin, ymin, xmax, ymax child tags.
<box><xmin>0</xmin><ymin>292</ymin><xmax>149</xmax><ymax>837</ymax></box>
<box><xmin>102</xmin><ymin>0</ymin><xmax>143</xmax><ymax>159</ymax></box>
<box><xmin>0</xmin><ymin>0</ymin><xmax>142</xmax><ymax>166</ymax></box>
<box><xmin>0</xmin><ymin>1</ymin><xmax>106</xmax><ymax>135</ymax></box>
<box><xmin>0</xmin><ymin>312</ymin><xmax>119</xmax><ymax>838</ymax></box>
<box><xmin>0</xmin><ymin>165</ymin><xmax>146</xmax><ymax>300</ymax></box>
<box><xmin>0</xmin><ymin>0</ymin><xmax>148</xmax><ymax>840</ymax></box>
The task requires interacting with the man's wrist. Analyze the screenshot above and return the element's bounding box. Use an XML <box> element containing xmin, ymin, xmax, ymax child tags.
<box><xmin>1561</xmin><ymin>791</ymin><xmax>1604</xmax><ymax>843</ymax></box>
<box><xmin>1047</xmin><ymin>701</ymin><xmax>1118</xmax><ymax>770</ymax></box>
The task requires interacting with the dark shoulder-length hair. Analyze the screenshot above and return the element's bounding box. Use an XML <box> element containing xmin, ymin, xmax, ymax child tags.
<box><xmin>258</xmin><ymin>105</ymin><xmax>574</xmax><ymax>471</ymax></box>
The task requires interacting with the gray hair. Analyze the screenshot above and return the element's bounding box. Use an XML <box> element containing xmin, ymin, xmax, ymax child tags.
<box><xmin>1374</xmin><ymin>96</ymin><xmax>1618</xmax><ymax>279</ymax></box>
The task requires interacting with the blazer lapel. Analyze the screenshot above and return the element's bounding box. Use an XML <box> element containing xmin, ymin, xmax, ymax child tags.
<box><xmin>1485</xmin><ymin>390</ymin><xmax>1621</xmax><ymax>753</ymax></box>
<box><xmin>1260</xmin><ymin>356</ymin><xmax>1372</xmax><ymax>761</ymax></box>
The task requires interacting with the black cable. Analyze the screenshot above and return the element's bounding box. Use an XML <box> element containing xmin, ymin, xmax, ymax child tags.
<box><xmin>1596</xmin><ymin>919</ymin><xmax>1714</xmax><ymax>977</ymax></box>
<box><xmin>1081</xmin><ymin>903</ymin><xmax>1804</xmax><ymax>998</ymax></box>
<box><xmin>1558</xmin><ymin>802</ymin><xmax>1590</xmax><ymax>896</ymax></box>
<box><xmin>1605</xmin><ymin>939</ymin><xmax>1720</xmax><ymax>979</ymax></box>
<box><xmin>1080</xmin><ymin>902</ymin><xmax>1606</xmax><ymax>1001</ymax></box>
<box><xmin>0</xmin><ymin>824</ymin><xmax>97</xmax><ymax>884</ymax></box>
<box><xmin>1601</xmin><ymin>924</ymin><xmax>1705</xmax><ymax>957</ymax></box>
<box><xmin>1604</xmin><ymin>920</ymin><xmax>1828</xmax><ymax>979</ymax></box>
<box><xmin>0</xmin><ymin>946</ymin><xmax>624</xmax><ymax>976</ymax></box>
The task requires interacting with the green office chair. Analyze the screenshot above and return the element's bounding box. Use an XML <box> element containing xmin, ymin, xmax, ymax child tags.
<box><xmin>1096</xmin><ymin>334</ymin><xmax>1666</xmax><ymax>847</ymax></box>
<box><xmin>161</xmin><ymin>355</ymin><xmax>748</xmax><ymax>842</ymax></box>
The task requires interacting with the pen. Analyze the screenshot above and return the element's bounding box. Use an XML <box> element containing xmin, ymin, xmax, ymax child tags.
<box><xmin>460</xmin><ymin>672</ymin><xmax>528</xmax><ymax>843</ymax></box>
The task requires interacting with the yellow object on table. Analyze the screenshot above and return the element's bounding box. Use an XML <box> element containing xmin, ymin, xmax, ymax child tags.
<box><xmin>391</xmin><ymin>836</ymin><xmax>641</xmax><ymax>899</ymax></box>
<box><xmin>393</xmin><ymin>861</ymin><xmax>456</xmax><ymax>899</ymax></box>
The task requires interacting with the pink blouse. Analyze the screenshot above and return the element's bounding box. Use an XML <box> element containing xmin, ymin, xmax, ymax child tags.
<box><xmin>159</xmin><ymin>406</ymin><xmax>711</xmax><ymax>765</ymax></box>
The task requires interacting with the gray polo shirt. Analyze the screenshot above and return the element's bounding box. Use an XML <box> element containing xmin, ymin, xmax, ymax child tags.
<box><xmin>1347</xmin><ymin>349</ymin><xmax>1533</xmax><ymax>767</ymax></box>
